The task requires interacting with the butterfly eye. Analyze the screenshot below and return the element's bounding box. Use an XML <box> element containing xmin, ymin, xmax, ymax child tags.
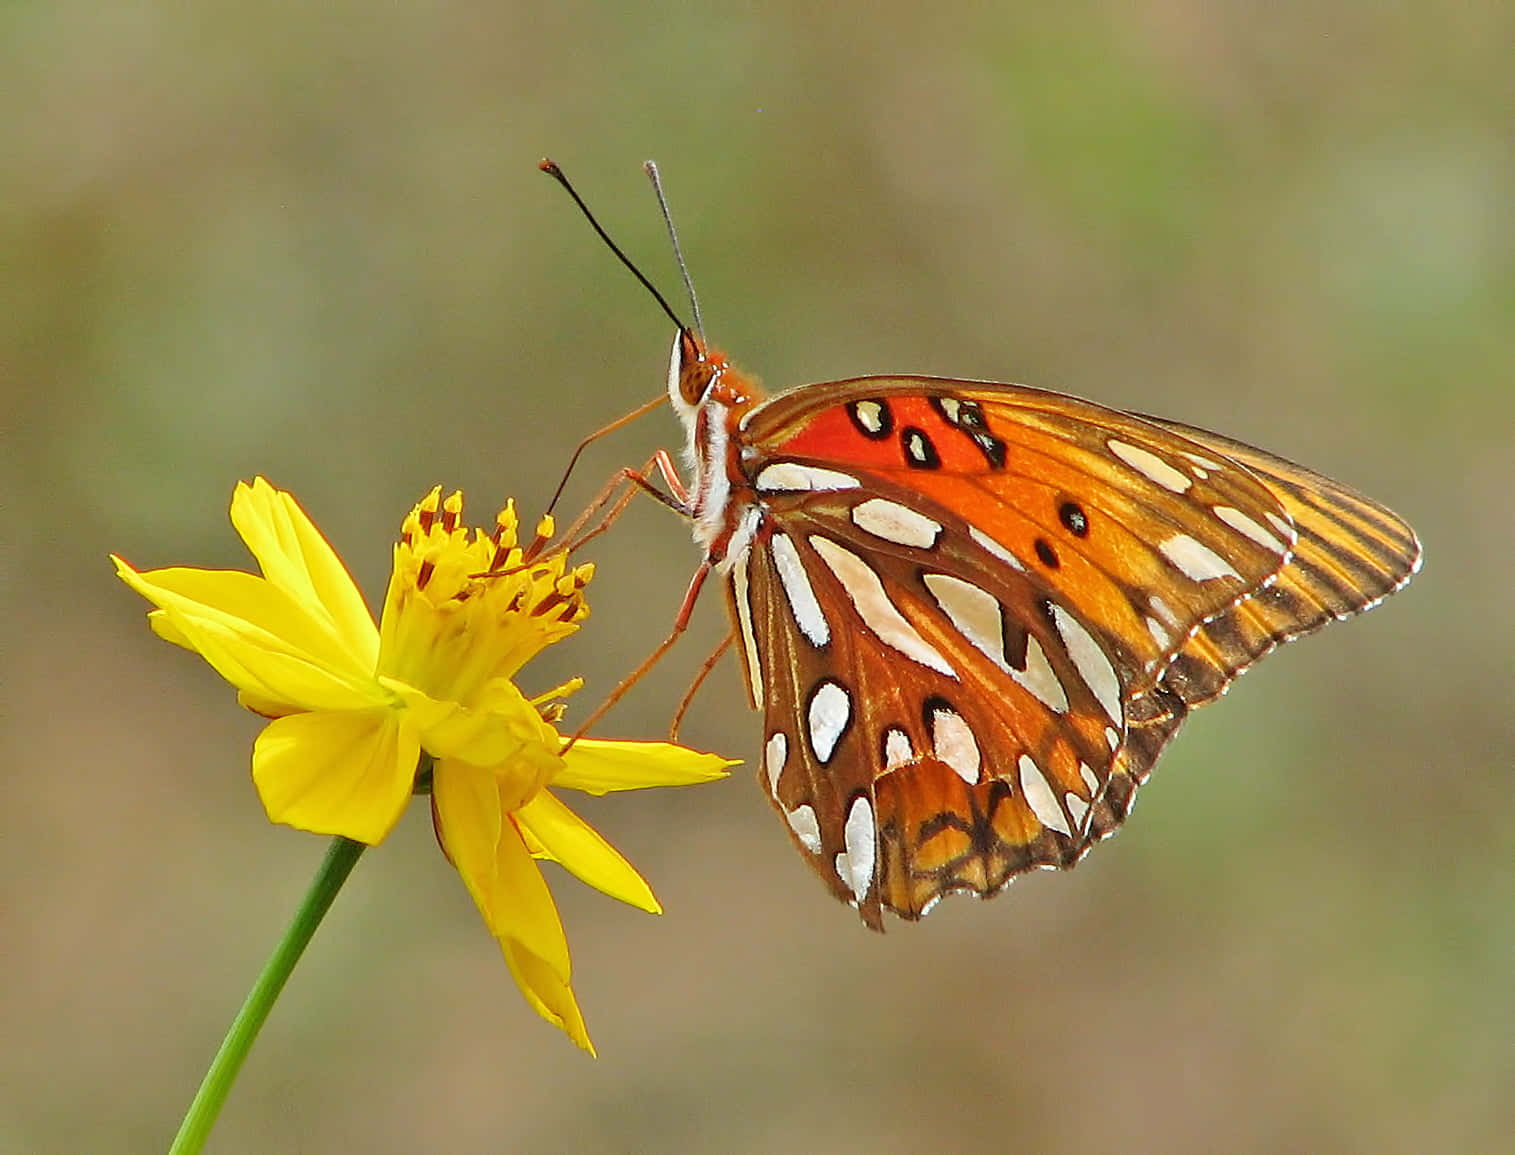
<box><xmin>668</xmin><ymin>328</ymin><xmax>716</xmax><ymax>408</ymax></box>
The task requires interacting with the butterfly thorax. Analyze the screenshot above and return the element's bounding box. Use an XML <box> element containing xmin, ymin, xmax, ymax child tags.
<box><xmin>667</xmin><ymin>331</ymin><xmax>768</xmax><ymax>568</ymax></box>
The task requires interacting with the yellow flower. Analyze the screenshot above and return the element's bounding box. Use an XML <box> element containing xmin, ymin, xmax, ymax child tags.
<box><xmin>114</xmin><ymin>478</ymin><xmax>732</xmax><ymax>1053</ymax></box>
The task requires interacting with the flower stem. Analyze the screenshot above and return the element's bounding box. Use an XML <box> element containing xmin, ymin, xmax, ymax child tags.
<box><xmin>169</xmin><ymin>836</ymin><xmax>366</xmax><ymax>1154</ymax></box>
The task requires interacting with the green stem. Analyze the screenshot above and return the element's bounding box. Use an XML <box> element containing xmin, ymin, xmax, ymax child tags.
<box><xmin>169</xmin><ymin>836</ymin><xmax>366</xmax><ymax>1154</ymax></box>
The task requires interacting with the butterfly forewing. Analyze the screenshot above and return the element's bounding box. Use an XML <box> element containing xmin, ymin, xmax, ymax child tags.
<box><xmin>1083</xmin><ymin>424</ymin><xmax>1421</xmax><ymax>844</ymax></box>
<box><xmin>1138</xmin><ymin>417</ymin><xmax>1422</xmax><ymax>710</ymax></box>
<box><xmin>745</xmin><ymin>378</ymin><xmax>1302</xmax><ymax>690</ymax></box>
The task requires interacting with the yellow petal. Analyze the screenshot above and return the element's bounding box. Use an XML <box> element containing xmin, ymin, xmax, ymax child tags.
<box><xmin>432</xmin><ymin>762</ymin><xmax>571</xmax><ymax>982</ymax></box>
<box><xmin>115</xmin><ymin>558</ymin><xmax>383</xmax><ymax>712</ymax></box>
<box><xmin>516</xmin><ymin>820</ymin><xmax>550</xmax><ymax>859</ymax></box>
<box><xmin>236</xmin><ymin>689</ymin><xmax>301</xmax><ymax>719</ymax></box>
<box><xmin>230</xmin><ymin>479</ymin><xmax>380</xmax><ymax>670</ymax></box>
<box><xmin>146</xmin><ymin>609</ymin><xmax>193</xmax><ymax>650</ymax></box>
<box><xmin>554</xmin><ymin>739</ymin><xmax>737</xmax><ymax>795</ymax></box>
<box><xmin>500</xmin><ymin>938</ymin><xmax>595</xmax><ymax>1055</ymax></box>
<box><xmin>252</xmin><ymin>710</ymin><xmax>418</xmax><ymax>844</ymax></box>
<box><xmin>516</xmin><ymin>790</ymin><xmax>661</xmax><ymax>914</ymax></box>
<box><xmin>430</xmin><ymin>755</ymin><xmax>501</xmax><ymax>878</ymax></box>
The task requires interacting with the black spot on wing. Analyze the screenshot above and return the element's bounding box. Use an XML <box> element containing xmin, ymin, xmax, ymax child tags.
<box><xmin>901</xmin><ymin>426</ymin><xmax>942</xmax><ymax>470</ymax></box>
<box><xmin>1058</xmin><ymin>501</ymin><xmax>1089</xmax><ymax>537</ymax></box>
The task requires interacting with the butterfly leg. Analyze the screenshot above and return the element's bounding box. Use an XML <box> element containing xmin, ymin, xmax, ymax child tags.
<box><xmin>669</xmin><ymin>632</ymin><xmax>735</xmax><ymax>741</ymax></box>
<box><xmin>541</xmin><ymin>392</ymin><xmax>671</xmax><ymax>518</ymax></box>
<box><xmin>561</xmin><ymin>556</ymin><xmax>716</xmax><ymax>750</ymax></box>
<box><xmin>557</xmin><ymin>450</ymin><xmax>690</xmax><ymax>556</ymax></box>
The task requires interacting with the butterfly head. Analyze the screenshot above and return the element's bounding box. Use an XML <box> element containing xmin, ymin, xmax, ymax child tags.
<box><xmin>666</xmin><ymin>328</ymin><xmax>763</xmax><ymax>420</ymax></box>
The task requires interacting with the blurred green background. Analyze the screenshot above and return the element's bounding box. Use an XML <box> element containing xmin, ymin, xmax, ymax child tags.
<box><xmin>5</xmin><ymin>2</ymin><xmax>1511</xmax><ymax>1152</ymax></box>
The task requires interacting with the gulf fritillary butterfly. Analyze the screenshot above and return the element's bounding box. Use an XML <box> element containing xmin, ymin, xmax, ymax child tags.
<box><xmin>546</xmin><ymin>162</ymin><xmax>1422</xmax><ymax>930</ymax></box>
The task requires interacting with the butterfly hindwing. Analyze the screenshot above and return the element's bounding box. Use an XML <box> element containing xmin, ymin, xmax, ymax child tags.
<box><xmin>732</xmin><ymin>490</ymin><xmax>1117</xmax><ymax>925</ymax></box>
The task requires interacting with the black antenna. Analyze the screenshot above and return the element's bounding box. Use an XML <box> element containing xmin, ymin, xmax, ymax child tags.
<box><xmin>539</xmin><ymin>159</ymin><xmax>687</xmax><ymax>332</ymax></box>
<box><xmin>643</xmin><ymin>160</ymin><xmax>705</xmax><ymax>340</ymax></box>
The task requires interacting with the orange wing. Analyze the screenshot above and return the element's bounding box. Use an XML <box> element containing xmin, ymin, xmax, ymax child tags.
<box><xmin>726</xmin><ymin>378</ymin><xmax>1419</xmax><ymax>925</ymax></box>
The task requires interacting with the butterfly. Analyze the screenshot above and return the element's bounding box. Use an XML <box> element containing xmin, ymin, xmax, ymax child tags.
<box><xmin>661</xmin><ymin>336</ymin><xmax>1421</xmax><ymax>929</ymax></box>
<box><xmin>544</xmin><ymin>161</ymin><xmax>1422</xmax><ymax>930</ymax></box>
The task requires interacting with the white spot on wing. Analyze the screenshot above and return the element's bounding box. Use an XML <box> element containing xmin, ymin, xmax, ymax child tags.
<box><xmin>1018</xmin><ymin>755</ymin><xmax>1072</xmax><ymax>836</ymax></box>
<box><xmin>1050</xmin><ymin>604</ymin><xmax>1123</xmax><ymax>724</ymax></box>
<box><xmin>810</xmin><ymin>537</ymin><xmax>957</xmax><ymax>677</ymax></box>
<box><xmin>786</xmin><ymin>804</ymin><xmax>822</xmax><ymax>853</ymax></box>
<box><xmin>1066</xmin><ymin>792</ymin><xmax>1090</xmax><ymax>828</ymax></box>
<box><xmin>924</xmin><ymin>573</ymin><xmax>1007</xmax><ymax>671</ymax></box>
<box><xmin>929</xmin><ymin>704</ymin><xmax>981</xmax><ymax>784</ymax></box>
<box><xmin>755</xmin><ymin>463</ymin><xmax>860</xmax><ymax>492</ymax></box>
<box><xmin>969</xmin><ymin>525</ymin><xmax>1027</xmax><ymax>571</ymax></box>
<box><xmin>731</xmin><ymin>558</ymin><xmax>763</xmax><ymax>707</ymax></box>
<box><xmin>836</xmin><ymin>795</ymin><xmax>876</xmax><ymax>903</ymax></box>
<box><xmin>851</xmin><ymin>498</ymin><xmax>942</xmax><ymax>548</ymax></box>
<box><xmin>1079</xmin><ymin>762</ymin><xmax>1100</xmax><ymax>793</ymax></box>
<box><xmin>1149</xmin><ymin>594</ymin><xmax>1181</xmax><ymax>628</ymax></box>
<box><xmin>851</xmin><ymin>400</ymin><xmax>887</xmax><ymax>434</ymax></box>
<box><xmin>1014</xmin><ymin>635</ymin><xmax>1069</xmax><ymax>713</ymax></box>
<box><xmin>1146</xmin><ymin>615</ymin><xmax>1172</xmax><ymax>647</ymax></box>
<box><xmin>1104</xmin><ymin>727</ymin><xmax>1120</xmax><ymax>751</ymax></box>
<box><xmin>1159</xmin><ymin>532</ymin><xmax>1242</xmax><ymax>582</ymax></box>
<box><xmin>770</xmin><ymin>532</ymin><xmax>830</xmax><ymax>646</ymax></box>
<box><xmin>1213</xmin><ymin>504</ymin><xmax>1290</xmax><ymax>554</ymax></box>
<box><xmin>1107</xmin><ymin>438</ymin><xmax>1192</xmax><ymax>493</ymax></box>
<box><xmin>764</xmin><ymin>732</ymin><xmax>787</xmax><ymax>797</ymax></box>
<box><xmin>722</xmin><ymin>505</ymin><xmax>762</xmax><ymax>574</ymax></box>
<box><xmin>807</xmin><ymin>680</ymin><xmax>852</xmax><ymax>764</ymax></box>
<box><xmin>883</xmin><ymin>727</ymin><xmax>914</xmax><ymax>769</ymax></box>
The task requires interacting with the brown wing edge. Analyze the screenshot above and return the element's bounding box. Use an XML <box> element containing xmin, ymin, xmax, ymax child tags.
<box><xmin>1083</xmin><ymin>419</ymin><xmax>1422</xmax><ymax>846</ymax></box>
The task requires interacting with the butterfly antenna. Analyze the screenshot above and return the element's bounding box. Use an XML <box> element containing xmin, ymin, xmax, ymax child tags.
<box><xmin>539</xmin><ymin>159</ymin><xmax>688</xmax><ymax>333</ymax></box>
<box><xmin>644</xmin><ymin>160</ymin><xmax>705</xmax><ymax>341</ymax></box>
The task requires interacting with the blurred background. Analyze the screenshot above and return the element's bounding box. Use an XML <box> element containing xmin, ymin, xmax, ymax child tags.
<box><xmin>5</xmin><ymin>2</ymin><xmax>1511</xmax><ymax>1152</ymax></box>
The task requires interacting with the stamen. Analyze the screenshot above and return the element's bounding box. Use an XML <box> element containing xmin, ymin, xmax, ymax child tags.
<box><xmin>530</xmin><ymin>677</ymin><xmax>585</xmax><ymax>706</ymax></box>
<box><xmin>531</xmin><ymin>592</ymin><xmax>567</xmax><ymax>618</ymax></box>
<box><xmin>527</xmin><ymin>515</ymin><xmax>563</xmax><ymax>563</ymax></box>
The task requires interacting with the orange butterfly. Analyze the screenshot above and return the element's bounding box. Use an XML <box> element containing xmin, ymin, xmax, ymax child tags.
<box><xmin>546</xmin><ymin>162</ymin><xmax>1422</xmax><ymax>930</ymax></box>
